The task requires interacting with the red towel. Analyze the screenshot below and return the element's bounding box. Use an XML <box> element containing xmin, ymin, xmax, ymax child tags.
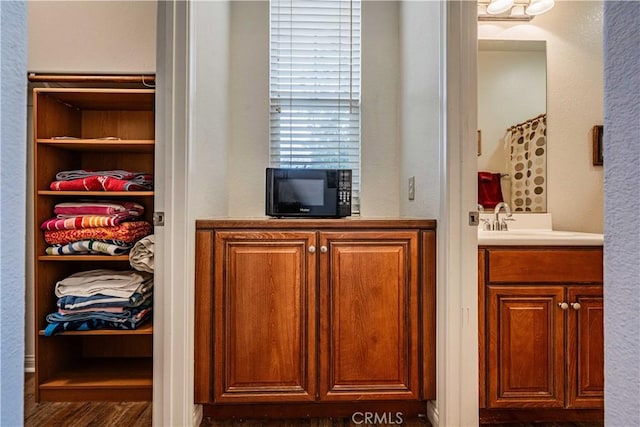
<box><xmin>50</xmin><ymin>176</ymin><xmax>152</xmax><ymax>191</ymax></box>
<box><xmin>478</xmin><ymin>172</ymin><xmax>504</xmax><ymax>209</ymax></box>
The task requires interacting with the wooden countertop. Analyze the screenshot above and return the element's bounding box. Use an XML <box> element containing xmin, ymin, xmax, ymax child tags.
<box><xmin>196</xmin><ymin>217</ymin><xmax>437</xmax><ymax>230</ymax></box>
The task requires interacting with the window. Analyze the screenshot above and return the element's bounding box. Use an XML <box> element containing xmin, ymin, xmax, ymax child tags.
<box><xmin>269</xmin><ymin>0</ymin><xmax>361</xmax><ymax>212</ymax></box>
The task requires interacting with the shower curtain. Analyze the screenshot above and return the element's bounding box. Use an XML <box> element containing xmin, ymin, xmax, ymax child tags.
<box><xmin>506</xmin><ymin>113</ymin><xmax>547</xmax><ymax>212</ymax></box>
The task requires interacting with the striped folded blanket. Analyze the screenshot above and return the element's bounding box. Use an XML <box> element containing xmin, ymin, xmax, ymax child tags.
<box><xmin>45</xmin><ymin>240</ymin><xmax>133</xmax><ymax>256</ymax></box>
<box><xmin>44</xmin><ymin>221</ymin><xmax>152</xmax><ymax>246</ymax></box>
<box><xmin>41</xmin><ymin>215</ymin><xmax>135</xmax><ymax>231</ymax></box>
<box><xmin>54</xmin><ymin>201</ymin><xmax>144</xmax><ymax>217</ymax></box>
<box><xmin>50</xmin><ymin>175</ymin><xmax>153</xmax><ymax>191</ymax></box>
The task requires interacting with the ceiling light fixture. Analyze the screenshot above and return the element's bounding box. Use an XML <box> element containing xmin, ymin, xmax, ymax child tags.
<box><xmin>525</xmin><ymin>0</ymin><xmax>555</xmax><ymax>16</ymax></box>
<box><xmin>486</xmin><ymin>0</ymin><xmax>514</xmax><ymax>15</ymax></box>
<box><xmin>478</xmin><ymin>0</ymin><xmax>555</xmax><ymax>21</ymax></box>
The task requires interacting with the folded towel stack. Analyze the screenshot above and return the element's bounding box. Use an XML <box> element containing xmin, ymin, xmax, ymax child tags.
<box><xmin>49</xmin><ymin>169</ymin><xmax>153</xmax><ymax>191</ymax></box>
<box><xmin>42</xmin><ymin>201</ymin><xmax>151</xmax><ymax>256</ymax></box>
<box><xmin>44</xmin><ymin>269</ymin><xmax>153</xmax><ymax>335</ymax></box>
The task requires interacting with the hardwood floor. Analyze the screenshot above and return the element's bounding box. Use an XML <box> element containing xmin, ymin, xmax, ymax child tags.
<box><xmin>25</xmin><ymin>371</ymin><xmax>431</xmax><ymax>426</ymax></box>
<box><xmin>25</xmin><ymin>373</ymin><xmax>600</xmax><ymax>427</ymax></box>
<box><xmin>200</xmin><ymin>417</ymin><xmax>430</xmax><ymax>427</ymax></box>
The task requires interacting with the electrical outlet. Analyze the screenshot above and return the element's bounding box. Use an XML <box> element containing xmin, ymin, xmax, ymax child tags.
<box><xmin>408</xmin><ymin>176</ymin><xmax>415</xmax><ymax>200</ymax></box>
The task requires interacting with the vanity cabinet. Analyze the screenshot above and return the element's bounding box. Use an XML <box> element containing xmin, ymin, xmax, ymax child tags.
<box><xmin>195</xmin><ymin>219</ymin><xmax>436</xmax><ymax>416</ymax></box>
<box><xmin>479</xmin><ymin>248</ymin><xmax>604</xmax><ymax>422</ymax></box>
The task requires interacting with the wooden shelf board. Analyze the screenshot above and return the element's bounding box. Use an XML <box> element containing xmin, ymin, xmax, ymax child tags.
<box><xmin>38</xmin><ymin>387</ymin><xmax>151</xmax><ymax>402</ymax></box>
<box><xmin>37</xmin><ymin>139</ymin><xmax>154</xmax><ymax>152</ymax></box>
<box><xmin>39</xmin><ymin>357</ymin><xmax>152</xmax><ymax>390</ymax></box>
<box><xmin>39</xmin><ymin>322</ymin><xmax>153</xmax><ymax>336</ymax></box>
<box><xmin>33</xmin><ymin>88</ymin><xmax>155</xmax><ymax>110</ymax></box>
<box><xmin>37</xmin><ymin>190</ymin><xmax>154</xmax><ymax>197</ymax></box>
<box><xmin>38</xmin><ymin>254</ymin><xmax>131</xmax><ymax>262</ymax></box>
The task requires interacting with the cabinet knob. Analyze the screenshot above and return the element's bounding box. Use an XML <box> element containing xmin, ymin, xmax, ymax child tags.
<box><xmin>571</xmin><ymin>302</ymin><xmax>581</xmax><ymax>310</ymax></box>
<box><xmin>320</xmin><ymin>246</ymin><xmax>328</xmax><ymax>253</ymax></box>
<box><xmin>558</xmin><ymin>302</ymin><xmax>569</xmax><ymax>310</ymax></box>
<box><xmin>308</xmin><ymin>246</ymin><xmax>316</xmax><ymax>254</ymax></box>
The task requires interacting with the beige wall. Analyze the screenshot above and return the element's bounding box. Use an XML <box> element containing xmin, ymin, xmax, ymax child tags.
<box><xmin>224</xmin><ymin>1</ymin><xmax>443</xmax><ymax>218</ymax></box>
<box><xmin>398</xmin><ymin>1</ymin><xmax>443</xmax><ymax>219</ymax></box>
<box><xmin>226</xmin><ymin>1</ymin><xmax>403</xmax><ymax>217</ymax></box>
<box><xmin>479</xmin><ymin>1</ymin><xmax>604</xmax><ymax>233</ymax></box>
<box><xmin>28</xmin><ymin>1</ymin><xmax>156</xmax><ymax>73</ymax></box>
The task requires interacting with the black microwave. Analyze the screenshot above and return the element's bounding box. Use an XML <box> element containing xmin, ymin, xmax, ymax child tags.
<box><xmin>265</xmin><ymin>168</ymin><xmax>352</xmax><ymax>218</ymax></box>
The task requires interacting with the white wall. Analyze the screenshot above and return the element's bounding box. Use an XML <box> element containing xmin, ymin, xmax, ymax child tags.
<box><xmin>479</xmin><ymin>0</ymin><xmax>604</xmax><ymax>233</ymax></box>
<box><xmin>190</xmin><ymin>2</ymin><xmax>230</xmax><ymax>219</ymax></box>
<box><xmin>227</xmin><ymin>1</ymin><xmax>270</xmax><ymax>217</ymax></box>
<box><xmin>398</xmin><ymin>1</ymin><xmax>443</xmax><ymax>219</ymax></box>
<box><xmin>28</xmin><ymin>0</ymin><xmax>156</xmax><ymax>74</ymax></box>
<box><xmin>360</xmin><ymin>1</ymin><xmax>401</xmax><ymax>217</ymax></box>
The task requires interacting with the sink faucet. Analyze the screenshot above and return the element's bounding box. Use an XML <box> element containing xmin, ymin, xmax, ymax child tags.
<box><xmin>493</xmin><ymin>202</ymin><xmax>513</xmax><ymax>231</ymax></box>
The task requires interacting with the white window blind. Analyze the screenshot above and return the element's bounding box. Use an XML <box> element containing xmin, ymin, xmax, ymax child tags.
<box><xmin>269</xmin><ymin>0</ymin><xmax>361</xmax><ymax>212</ymax></box>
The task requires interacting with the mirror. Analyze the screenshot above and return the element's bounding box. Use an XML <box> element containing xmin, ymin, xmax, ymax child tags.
<box><xmin>477</xmin><ymin>39</ymin><xmax>547</xmax><ymax>212</ymax></box>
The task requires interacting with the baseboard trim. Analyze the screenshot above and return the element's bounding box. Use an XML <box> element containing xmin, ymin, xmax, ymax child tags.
<box><xmin>24</xmin><ymin>354</ymin><xmax>35</xmax><ymax>373</ymax></box>
<box><xmin>193</xmin><ymin>404</ymin><xmax>203</xmax><ymax>427</ymax></box>
<box><xmin>427</xmin><ymin>401</ymin><xmax>439</xmax><ymax>427</ymax></box>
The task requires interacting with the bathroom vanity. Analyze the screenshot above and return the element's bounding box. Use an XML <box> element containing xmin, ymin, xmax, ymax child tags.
<box><xmin>194</xmin><ymin>218</ymin><xmax>436</xmax><ymax>418</ymax></box>
<box><xmin>478</xmin><ymin>215</ymin><xmax>604</xmax><ymax>423</ymax></box>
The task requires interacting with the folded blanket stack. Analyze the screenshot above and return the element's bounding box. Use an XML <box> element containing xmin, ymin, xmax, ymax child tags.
<box><xmin>49</xmin><ymin>169</ymin><xmax>153</xmax><ymax>191</ymax></box>
<box><xmin>42</xmin><ymin>201</ymin><xmax>152</xmax><ymax>256</ymax></box>
<box><xmin>44</xmin><ymin>269</ymin><xmax>153</xmax><ymax>335</ymax></box>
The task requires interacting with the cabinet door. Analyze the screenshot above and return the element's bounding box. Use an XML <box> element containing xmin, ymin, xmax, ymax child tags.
<box><xmin>487</xmin><ymin>286</ymin><xmax>565</xmax><ymax>408</ymax></box>
<box><xmin>318</xmin><ymin>231</ymin><xmax>420</xmax><ymax>401</ymax></box>
<box><xmin>566</xmin><ymin>286</ymin><xmax>604</xmax><ymax>409</ymax></box>
<box><xmin>213</xmin><ymin>231</ymin><xmax>317</xmax><ymax>402</ymax></box>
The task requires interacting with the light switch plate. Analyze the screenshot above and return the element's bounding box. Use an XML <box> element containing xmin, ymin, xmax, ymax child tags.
<box><xmin>469</xmin><ymin>211</ymin><xmax>480</xmax><ymax>226</ymax></box>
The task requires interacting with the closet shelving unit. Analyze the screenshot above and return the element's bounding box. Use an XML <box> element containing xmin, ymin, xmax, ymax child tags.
<box><xmin>32</xmin><ymin>85</ymin><xmax>155</xmax><ymax>401</ymax></box>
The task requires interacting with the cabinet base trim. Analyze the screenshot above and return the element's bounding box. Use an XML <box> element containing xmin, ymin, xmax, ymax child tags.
<box><xmin>202</xmin><ymin>401</ymin><xmax>428</xmax><ymax>420</ymax></box>
<box><xmin>480</xmin><ymin>408</ymin><xmax>604</xmax><ymax>424</ymax></box>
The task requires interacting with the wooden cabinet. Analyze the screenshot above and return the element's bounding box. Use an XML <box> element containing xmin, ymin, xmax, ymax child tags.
<box><xmin>32</xmin><ymin>87</ymin><xmax>155</xmax><ymax>401</ymax></box>
<box><xmin>566</xmin><ymin>286</ymin><xmax>604</xmax><ymax>409</ymax></box>
<box><xmin>479</xmin><ymin>247</ymin><xmax>603</xmax><ymax>422</ymax></box>
<box><xmin>195</xmin><ymin>219</ymin><xmax>436</xmax><ymax>416</ymax></box>
<box><xmin>319</xmin><ymin>231</ymin><xmax>420</xmax><ymax>401</ymax></box>
<box><xmin>213</xmin><ymin>231</ymin><xmax>317</xmax><ymax>402</ymax></box>
<box><xmin>487</xmin><ymin>285</ymin><xmax>566</xmax><ymax>408</ymax></box>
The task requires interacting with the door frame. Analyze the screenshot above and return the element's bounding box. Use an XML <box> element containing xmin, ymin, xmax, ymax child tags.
<box><xmin>153</xmin><ymin>1</ymin><xmax>480</xmax><ymax>425</ymax></box>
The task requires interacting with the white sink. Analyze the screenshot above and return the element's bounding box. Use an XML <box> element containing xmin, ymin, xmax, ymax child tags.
<box><xmin>477</xmin><ymin>213</ymin><xmax>603</xmax><ymax>246</ymax></box>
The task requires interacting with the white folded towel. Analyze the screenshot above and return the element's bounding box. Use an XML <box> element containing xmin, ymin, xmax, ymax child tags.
<box><xmin>55</xmin><ymin>269</ymin><xmax>153</xmax><ymax>298</ymax></box>
<box><xmin>129</xmin><ymin>234</ymin><xmax>154</xmax><ymax>273</ymax></box>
